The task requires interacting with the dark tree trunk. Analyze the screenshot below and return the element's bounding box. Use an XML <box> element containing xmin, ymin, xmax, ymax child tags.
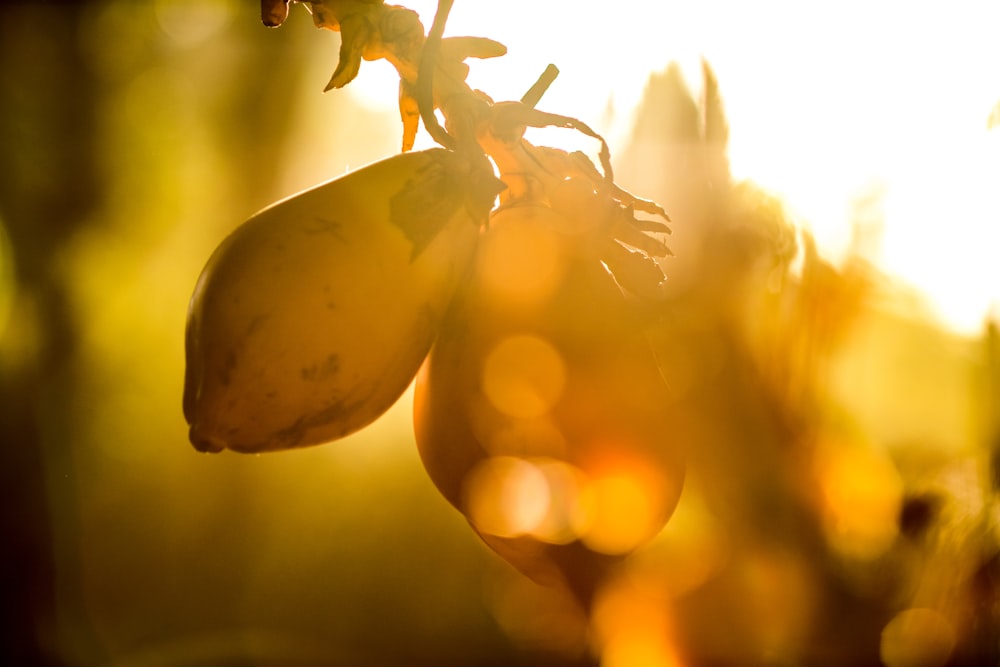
<box><xmin>0</xmin><ymin>5</ymin><xmax>105</xmax><ymax>663</ymax></box>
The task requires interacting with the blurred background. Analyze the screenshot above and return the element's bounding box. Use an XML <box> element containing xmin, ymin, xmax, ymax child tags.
<box><xmin>1</xmin><ymin>1</ymin><xmax>998</xmax><ymax>665</ymax></box>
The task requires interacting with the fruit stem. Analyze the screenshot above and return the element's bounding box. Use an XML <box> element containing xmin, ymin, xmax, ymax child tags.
<box><xmin>417</xmin><ymin>0</ymin><xmax>458</xmax><ymax>151</ymax></box>
<box><xmin>521</xmin><ymin>64</ymin><xmax>560</xmax><ymax>109</ymax></box>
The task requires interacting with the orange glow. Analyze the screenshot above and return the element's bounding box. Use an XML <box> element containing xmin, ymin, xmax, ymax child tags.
<box><xmin>880</xmin><ymin>608</ymin><xmax>956</xmax><ymax>667</ymax></box>
<box><xmin>476</xmin><ymin>212</ymin><xmax>567</xmax><ymax>308</ymax></box>
<box><xmin>601</xmin><ymin>633</ymin><xmax>683</xmax><ymax>667</ymax></box>
<box><xmin>593</xmin><ymin>578</ymin><xmax>682</xmax><ymax>667</ymax></box>
<box><xmin>465</xmin><ymin>457</ymin><xmax>550</xmax><ymax>538</ymax></box>
<box><xmin>482</xmin><ymin>334</ymin><xmax>566</xmax><ymax>419</ymax></box>
<box><xmin>465</xmin><ymin>456</ymin><xmax>610</xmax><ymax>546</ymax></box>
<box><xmin>814</xmin><ymin>438</ymin><xmax>903</xmax><ymax>559</ymax></box>
<box><xmin>530</xmin><ymin>460</ymin><xmax>590</xmax><ymax>544</ymax></box>
<box><xmin>577</xmin><ymin>456</ymin><xmax>671</xmax><ymax>555</ymax></box>
<box><xmin>463</xmin><ymin>453</ymin><xmax>675</xmax><ymax>551</ymax></box>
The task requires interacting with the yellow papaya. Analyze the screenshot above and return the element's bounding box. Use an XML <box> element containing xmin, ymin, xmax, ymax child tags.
<box><xmin>184</xmin><ymin>148</ymin><xmax>501</xmax><ymax>453</ymax></box>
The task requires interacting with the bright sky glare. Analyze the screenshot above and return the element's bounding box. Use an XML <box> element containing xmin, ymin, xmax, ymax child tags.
<box><xmin>344</xmin><ymin>1</ymin><xmax>1000</xmax><ymax>335</ymax></box>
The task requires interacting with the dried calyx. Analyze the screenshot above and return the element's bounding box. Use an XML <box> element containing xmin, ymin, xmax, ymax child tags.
<box><xmin>272</xmin><ymin>0</ymin><xmax>673</xmax><ymax>299</ymax></box>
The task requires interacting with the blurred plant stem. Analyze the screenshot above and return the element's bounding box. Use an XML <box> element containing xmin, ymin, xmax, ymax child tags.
<box><xmin>0</xmin><ymin>2</ymin><xmax>312</xmax><ymax>662</ymax></box>
<box><xmin>0</xmin><ymin>4</ymin><xmax>104</xmax><ymax>663</ymax></box>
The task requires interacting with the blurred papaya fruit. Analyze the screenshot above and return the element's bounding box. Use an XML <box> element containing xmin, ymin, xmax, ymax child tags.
<box><xmin>413</xmin><ymin>204</ymin><xmax>684</xmax><ymax>605</ymax></box>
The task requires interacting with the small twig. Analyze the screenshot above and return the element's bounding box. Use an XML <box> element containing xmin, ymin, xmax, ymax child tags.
<box><xmin>520</xmin><ymin>64</ymin><xmax>559</xmax><ymax>109</ymax></box>
<box><xmin>417</xmin><ymin>0</ymin><xmax>457</xmax><ymax>150</ymax></box>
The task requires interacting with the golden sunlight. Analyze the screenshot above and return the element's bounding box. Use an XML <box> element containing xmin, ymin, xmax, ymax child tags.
<box><xmin>475</xmin><ymin>208</ymin><xmax>567</xmax><ymax>307</ymax></box>
<box><xmin>531</xmin><ymin>459</ymin><xmax>590</xmax><ymax>544</ymax></box>
<box><xmin>592</xmin><ymin>579</ymin><xmax>682</xmax><ymax>667</ymax></box>
<box><xmin>482</xmin><ymin>334</ymin><xmax>567</xmax><ymax>419</ymax></box>
<box><xmin>347</xmin><ymin>1</ymin><xmax>1000</xmax><ymax>334</ymax></box>
<box><xmin>577</xmin><ymin>456</ymin><xmax>670</xmax><ymax>555</ymax></box>
<box><xmin>814</xmin><ymin>437</ymin><xmax>903</xmax><ymax>559</ymax></box>
<box><xmin>465</xmin><ymin>456</ymin><xmax>551</xmax><ymax>538</ymax></box>
<box><xmin>10</xmin><ymin>3</ymin><xmax>1000</xmax><ymax>665</ymax></box>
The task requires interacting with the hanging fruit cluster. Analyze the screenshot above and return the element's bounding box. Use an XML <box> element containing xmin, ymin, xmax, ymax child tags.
<box><xmin>184</xmin><ymin>0</ymin><xmax>683</xmax><ymax>606</ymax></box>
